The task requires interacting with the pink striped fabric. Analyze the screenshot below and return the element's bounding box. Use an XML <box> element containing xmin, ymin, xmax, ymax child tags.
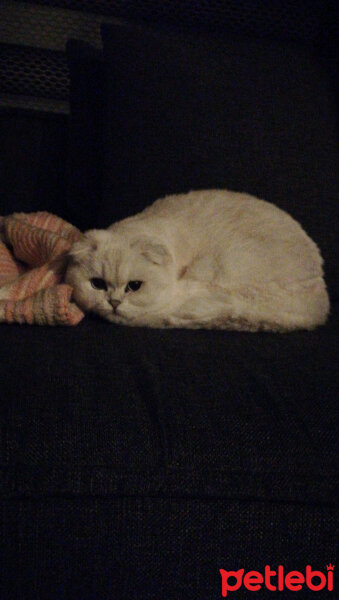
<box><xmin>0</xmin><ymin>212</ymin><xmax>85</xmax><ymax>326</ymax></box>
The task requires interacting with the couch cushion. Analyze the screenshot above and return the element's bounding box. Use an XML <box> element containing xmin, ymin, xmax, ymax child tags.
<box><xmin>1</xmin><ymin>310</ymin><xmax>338</xmax><ymax>505</ymax></box>
<box><xmin>2</xmin><ymin>495</ymin><xmax>337</xmax><ymax>599</ymax></box>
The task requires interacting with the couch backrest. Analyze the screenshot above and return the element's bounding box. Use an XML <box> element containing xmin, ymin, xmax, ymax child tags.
<box><xmin>1</xmin><ymin>0</ymin><xmax>336</xmax><ymax>116</ymax></box>
<box><xmin>0</xmin><ymin>1</ymin><xmax>337</xmax><ymax>296</ymax></box>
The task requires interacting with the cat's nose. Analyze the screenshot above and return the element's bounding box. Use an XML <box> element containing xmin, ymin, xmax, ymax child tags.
<box><xmin>109</xmin><ymin>299</ymin><xmax>121</xmax><ymax>310</ymax></box>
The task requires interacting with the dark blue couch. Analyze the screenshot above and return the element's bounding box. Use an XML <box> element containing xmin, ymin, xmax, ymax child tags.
<box><xmin>0</xmin><ymin>2</ymin><xmax>338</xmax><ymax>598</ymax></box>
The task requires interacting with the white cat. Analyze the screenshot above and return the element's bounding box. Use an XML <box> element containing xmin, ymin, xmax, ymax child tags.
<box><xmin>66</xmin><ymin>190</ymin><xmax>330</xmax><ymax>331</ymax></box>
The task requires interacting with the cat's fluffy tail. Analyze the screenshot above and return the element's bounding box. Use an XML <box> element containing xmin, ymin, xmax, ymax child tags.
<box><xmin>167</xmin><ymin>278</ymin><xmax>330</xmax><ymax>331</ymax></box>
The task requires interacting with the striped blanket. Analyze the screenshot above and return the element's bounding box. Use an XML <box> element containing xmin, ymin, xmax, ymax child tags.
<box><xmin>0</xmin><ymin>212</ymin><xmax>85</xmax><ymax>326</ymax></box>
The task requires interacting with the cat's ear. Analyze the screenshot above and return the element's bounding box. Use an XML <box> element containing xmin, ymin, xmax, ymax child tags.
<box><xmin>68</xmin><ymin>230</ymin><xmax>99</xmax><ymax>261</ymax></box>
<box><xmin>132</xmin><ymin>237</ymin><xmax>172</xmax><ymax>266</ymax></box>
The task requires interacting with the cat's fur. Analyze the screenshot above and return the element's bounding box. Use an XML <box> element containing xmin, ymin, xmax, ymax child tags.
<box><xmin>66</xmin><ymin>190</ymin><xmax>330</xmax><ymax>331</ymax></box>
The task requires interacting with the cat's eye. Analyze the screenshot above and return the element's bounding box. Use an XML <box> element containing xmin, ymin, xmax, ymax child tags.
<box><xmin>125</xmin><ymin>280</ymin><xmax>143</xmax><ymax>292</ymax></box>
<box><xmin>90</xmin><ymin>278</ymin><xmax>107</xmax><ymax>290</ymax></box>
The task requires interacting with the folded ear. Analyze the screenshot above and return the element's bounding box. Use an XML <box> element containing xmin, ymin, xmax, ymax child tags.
<box><xmin>68</xmin><ymin>230</ymin><xmax>99</xmax><ymax>261</ymax></box>
<box><xmin>131</xmin><ymin>237</ymin><xmax>172</xmax><ymax>266</ymax></box>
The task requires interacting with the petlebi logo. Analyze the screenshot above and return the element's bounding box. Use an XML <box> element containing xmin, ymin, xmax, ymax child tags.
<box><xmin>219</xmin><ymin>564</ymin><xmax>334</xmax><ymax>596</ymax></box>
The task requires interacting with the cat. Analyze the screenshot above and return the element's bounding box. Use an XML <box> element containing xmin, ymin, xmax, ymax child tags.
<box><xmin>65</xmin><ymin>189</ymin><xmax>330</xmax><ymax>331</ymax></box>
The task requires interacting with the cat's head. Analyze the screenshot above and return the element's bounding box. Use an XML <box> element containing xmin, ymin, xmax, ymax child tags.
<box><xmin>66</xmin><ymin>229</ymin><xmax>176</xmax><ymax>324</ymax></box>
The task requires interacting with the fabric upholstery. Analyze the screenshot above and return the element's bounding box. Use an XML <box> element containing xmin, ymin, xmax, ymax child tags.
<box><xmin>1</xmin><ymin>317</ymin><xmax>338</xmax><ymax>502</ymax></box>
<box><xmin>1</xmin><ymin>496</ymin><xmax>336</xmax><ymax>599</ymax></box>
<box><xmin>1</xmin><ymin>315</ymin><xmax>338</xmax><ymax>597</ymax></box>
<box><xmin>66</xmin><ymin>40</ymin><xmax>105</xmax><ymax>231</ymax></box>
<box><xmin>0</xmin><ymin>109</ymin><xmax>69</xmax><ymax>217</ymax></box>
